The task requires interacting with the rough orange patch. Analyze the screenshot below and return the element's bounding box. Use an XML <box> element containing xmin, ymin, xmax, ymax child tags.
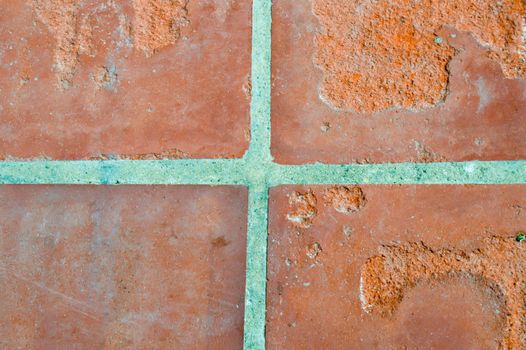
<box><xmin>32</xmin><ymin>0</ymin><xmax>84</xmax><ymax>88</ymax></box>
<box><xmin>287</xmin><ymin>190</ymin><xmax>317</xmax><ymax>228</ymax></box>
<box><xmin>306</xmin><ymin>242</ymin><xmax>322</xmax><ymax>259</ymax></box>
<box><xmin>313</xmin><ymin>0</ymin><xmax>526</xmax><ymax>113</ymax></box>
<box><xmin>323</xmin><ymin>186</ymin><xmax>367</xmax><ymax>214</ymax></box>
<box><xmin>360</xmin><ymin>236</ymin><xmax>526</xmax><ymax>349</ymax></box>
<box><xmin>132</xmin><ymin>0</ymin><xmax>189</xmax><ymax>56</ymax></box>
<box><xmin>31</xmin><ymin>0</ymin><xmax>189</xmax><ymax>87</ymax></box>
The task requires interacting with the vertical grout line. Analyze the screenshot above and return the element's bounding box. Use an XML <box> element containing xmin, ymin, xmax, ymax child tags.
<box><xmin>243</xmin><ymin>185</ymin><xmax>270</xmax><ymax>350</ymax></box>
<box><xmin>244</xmin><ymin>0</ymin><xmax>273</xmax><ymax>349</ymax></box>
<box><xmin>246</xmin><ymin>0</ymin><xmax>273</xmax><ymax>163</ymax></box>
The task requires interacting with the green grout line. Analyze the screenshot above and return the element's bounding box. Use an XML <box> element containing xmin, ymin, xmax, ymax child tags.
<box><xmin>0</xmin><ymin>0</ymin><xmax>524</xmax><ymax>349</ymax></box>
<box><xmin>270</xmin><ymin>161</ymin><xmax>526</xmax><ymax>185</ymax></box>
<box><xmin>243</xmin><ymin>185</ymin><xmax>269</xmax><ymax>350</ymax></box>
<box><xmin>1</xmin><ymin>160</ymin><xmax>525</xmax><ymax>185</ymax></box>
<box><xmin>0</xmin><ymin>159</ymin><xmax>247</xmax><ymax>185</ymax></box>
<box><xmin>243</xmin><ymin>0</ymin><xmax>273</xmax><ymax>349</ymax></box>
<box><xmin>245</xmin><ymin>0</ymin><xmax>273</xmax><ymax>163</ymax></box>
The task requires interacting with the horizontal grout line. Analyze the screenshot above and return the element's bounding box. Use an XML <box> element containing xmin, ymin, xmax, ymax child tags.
<box><xmin>0</xmin><ymin>159</ymin><xmax>247</xmax><ymax>185</ymax></box>
<box><xmin>1</xmin><ymin>159</ymin><xmax>524</xmax><ymax>185</ymax></box>
<box><xmin>270</xmin><ymin>160</ymin><xmax>526</xmax><ymax>185</ymax></box>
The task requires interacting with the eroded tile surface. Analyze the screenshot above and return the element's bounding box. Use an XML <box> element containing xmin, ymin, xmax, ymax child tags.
<box><xmin>0</xmin><ymin>1</ymin><xmax>251</xmax><ymax>159</ymax></box>
<box><xmin>267</xmin><ymin>185</ymin><xmax>526</xmax><ymax>349</ymax></box>
<box><xmin>0</xmin><ymin>185</ymin><xmax>247</xmax><ymax>349</ymax></box>
<box><xmin>272</xmin><ymin>0</ymin><xmax>526</xmax><ymax>164</ymax></box>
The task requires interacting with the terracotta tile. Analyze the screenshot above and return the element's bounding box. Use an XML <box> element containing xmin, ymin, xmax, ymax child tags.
<box><xmin>0</xmin><ymin>185</ymin><xmax>247</xmax><ymax>349</ymax></box>
<box><xmin>267</xmin><ymin>185</ymin><xmax>526</xmax><ymax>349</ymax></box>
<box><xmin>0</xmin><ymin>1</ymin><xmax>251</xmax><ymax>160</ymax></box>
<box><xmin>271</xmin><ymin>1</ymin><xmax>526</xmax><ymax>164</ymax></box>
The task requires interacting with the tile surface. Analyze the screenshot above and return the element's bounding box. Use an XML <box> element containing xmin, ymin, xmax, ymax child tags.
<box><xmin>2</xmin><ymin>1</ymin><xmax>525</xmax><ymax>349</ymax></box>
<box><xmin>271</xmin><ymin>0</ymin><xmax>526</xmax><ymax>164</ymax></box>
<box><xmin>267</xmin><ymin>185</ymin><xmax>526</xmax><ymax>349</ymax></box>
<box><xmin>0</xmin><ymin>1</ymin><xmax>251</xmax><ymax>160</ymax></box>
<box><xmin>0</xmin><ymin>185</ymin><xmax>247</xmax><ymax>349</ymax></box>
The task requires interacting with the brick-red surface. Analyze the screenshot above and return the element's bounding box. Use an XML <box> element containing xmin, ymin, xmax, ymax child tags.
<box><xmin>267</xmin><ymin>185</ymin><xmax>526</xmax><ymax>349</ymax></box>
<box><xmin>0</xmin><ymin>1</ymin><xmax>251</xmax><ymax>160</ymax></box>
<box><xmin>0</xmin><ymin>185</ymin><xmax>247</xmax><ymax>349</ymax></box>
<box><xmin>271</xmin><ymin>1</ymin><xmax>526</xmax><ymax>164</ymax></box>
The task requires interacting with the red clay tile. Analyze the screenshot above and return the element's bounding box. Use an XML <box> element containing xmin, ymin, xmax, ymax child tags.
<box><xmin>267</xmin><ymin>185</ymin><xmax>526</xmax><ymax>349</ymax></box>
<box><xmin>0</xmin><ymin>185</ymin><xmax>247</xmax><ymax>349</ymax></box>
<box><xmin>0</xmin><ymin>1</ymin><xmax>251</xmax><ymax>160</ymax></box>
<box><xmin>271</xmin><ymin>1</ymin><xmax>526</xmax><ymax>164</ymax></box>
